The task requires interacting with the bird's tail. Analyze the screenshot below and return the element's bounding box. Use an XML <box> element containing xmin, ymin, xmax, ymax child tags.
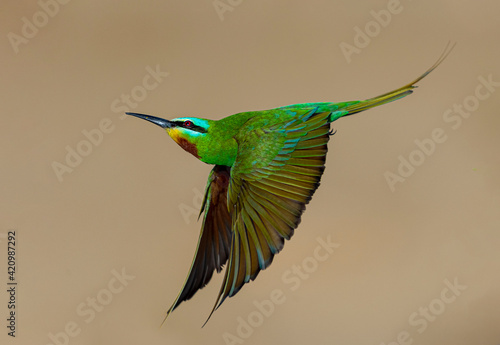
<box><xmin>332</xmin><ymin>42</ymin><xmax>455</xmax><ymax>120</ymax></box>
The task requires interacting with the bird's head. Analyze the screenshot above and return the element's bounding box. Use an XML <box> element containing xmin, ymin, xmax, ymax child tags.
<box><xmin>126</xmin><ymin>112</ymin><xmax>212</xmax><ymax>160</ymax></box>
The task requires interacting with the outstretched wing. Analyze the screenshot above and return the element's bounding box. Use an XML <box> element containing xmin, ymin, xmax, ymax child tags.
<box><xmin>205</xmin><ymin>108</ymin><xmax>334</xmax><ymax>323</ymax></box>
<box><xmin>164</xmin><ymin>165</ymin><xmax>233</xmax><ymax>322</ymax></box>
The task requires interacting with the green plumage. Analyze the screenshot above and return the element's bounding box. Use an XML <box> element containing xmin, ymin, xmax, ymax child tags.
<box><xmin>125</xmin><ymin>43</ymin><xmax>454</xmax><ymax>326</ymax></box>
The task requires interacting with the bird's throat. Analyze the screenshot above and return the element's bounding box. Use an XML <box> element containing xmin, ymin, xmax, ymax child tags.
<box><xmin>168</xmin><ymin>129</ymin><xmax>200</xmax><ymax>159</ymax></box>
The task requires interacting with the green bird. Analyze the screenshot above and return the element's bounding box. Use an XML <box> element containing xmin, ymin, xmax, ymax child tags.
<box><xmin>126</xmin><ymin>43</ymin><xmax>454</xmax><ymax>325</ymax></box>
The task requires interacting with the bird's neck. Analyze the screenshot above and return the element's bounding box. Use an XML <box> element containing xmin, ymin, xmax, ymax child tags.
<box><xmin>196</xmin><ymin>111</ymin><xmax>256</xmax><ymax>167</ymax></box>
<box><xmin>199</xmin><ymin>138</ymin><xmax>239</xmax><ymax>166</ymax></box>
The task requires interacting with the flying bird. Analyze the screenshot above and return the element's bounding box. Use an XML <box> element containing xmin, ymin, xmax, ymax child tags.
<box><xmin>126</xmin><ymin>43</ymin><xmax>454</xmax><ymax>325</ymax></box>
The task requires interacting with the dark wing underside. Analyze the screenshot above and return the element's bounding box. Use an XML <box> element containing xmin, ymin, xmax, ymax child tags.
<box><xmin>164</xmin><ymin>165</ymin><xmax>232</xmax><ymax>322</ymax></box>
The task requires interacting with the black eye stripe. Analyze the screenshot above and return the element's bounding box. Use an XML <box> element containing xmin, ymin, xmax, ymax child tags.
<box><xmin>172</xmin><ymin>121</ymin><xmax>207</xmax><ymax>133</ymax></box>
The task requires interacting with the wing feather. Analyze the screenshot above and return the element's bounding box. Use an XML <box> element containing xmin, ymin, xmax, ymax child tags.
<box><xmin>204</xmin><ymin>110</ymin><xmax>332</xmax><ymax>323</ymax></box>
<box><xmin>163</xmin><ymin>165</ymin><xmax>232</xmax><ymax>323</ymax></box>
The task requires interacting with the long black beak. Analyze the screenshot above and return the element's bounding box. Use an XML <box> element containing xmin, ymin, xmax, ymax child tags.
<box><xmin>125</xmin><ymin>112</ymin><xmax>173</xmax><ymax>129</ymax></box>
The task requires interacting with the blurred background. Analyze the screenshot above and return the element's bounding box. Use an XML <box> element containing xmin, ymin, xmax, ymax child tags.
<box><xmin>1</xmin><ymin>1</ymin><xmax>499</xmax><ymax>344</ymax></box>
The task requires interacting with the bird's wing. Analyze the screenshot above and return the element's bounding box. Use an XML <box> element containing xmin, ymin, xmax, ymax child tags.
<box><xmin>206</xmin><ymin>108</ymin><xmax>333</xmax><ymax>323</ymax></box>
<box><xmin>164</xmin><ymin>165</ymin><xmax>233</xmax><ymax>322</ymax></box>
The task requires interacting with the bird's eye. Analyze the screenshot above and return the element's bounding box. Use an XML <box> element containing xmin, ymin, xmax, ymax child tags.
<box><xmin>183</xmin><ymin>120</ymin><xmax>194</xmax><ymax>128</ymax></box>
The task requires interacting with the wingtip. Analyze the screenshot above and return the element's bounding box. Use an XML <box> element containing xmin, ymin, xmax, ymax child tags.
<box><xmin>160</xmin><ymin>306</ymin><xmax>175</xmax><ymax>327</ymax></box>
<box><xmin>202</xmin><ymin>299</ymin><xmax>221</xmax><ymax>328</ymax></box>
<box><xmin>201</xmin><ymin>315</ymin><xmax>211</xmax><ymax>328</ymax></box>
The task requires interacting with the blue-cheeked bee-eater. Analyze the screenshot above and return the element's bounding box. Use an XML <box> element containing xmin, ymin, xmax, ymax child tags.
<box><xmin>126</xmin><ymin>43</ymin><xmax>454</xmax><ymax>325</ymax></box>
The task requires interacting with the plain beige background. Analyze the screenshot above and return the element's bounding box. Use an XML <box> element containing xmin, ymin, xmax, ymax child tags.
<box><xmin>1</xmin><ymin>1</ymin><xmax>499</xmax><ymax>344</ymax></box>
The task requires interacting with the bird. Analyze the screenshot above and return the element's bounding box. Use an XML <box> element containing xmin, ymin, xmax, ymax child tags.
<box><xmin>125</xmin><ymin>43</ymin><xmax>454</xmax><ymax>326</ymax></box>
